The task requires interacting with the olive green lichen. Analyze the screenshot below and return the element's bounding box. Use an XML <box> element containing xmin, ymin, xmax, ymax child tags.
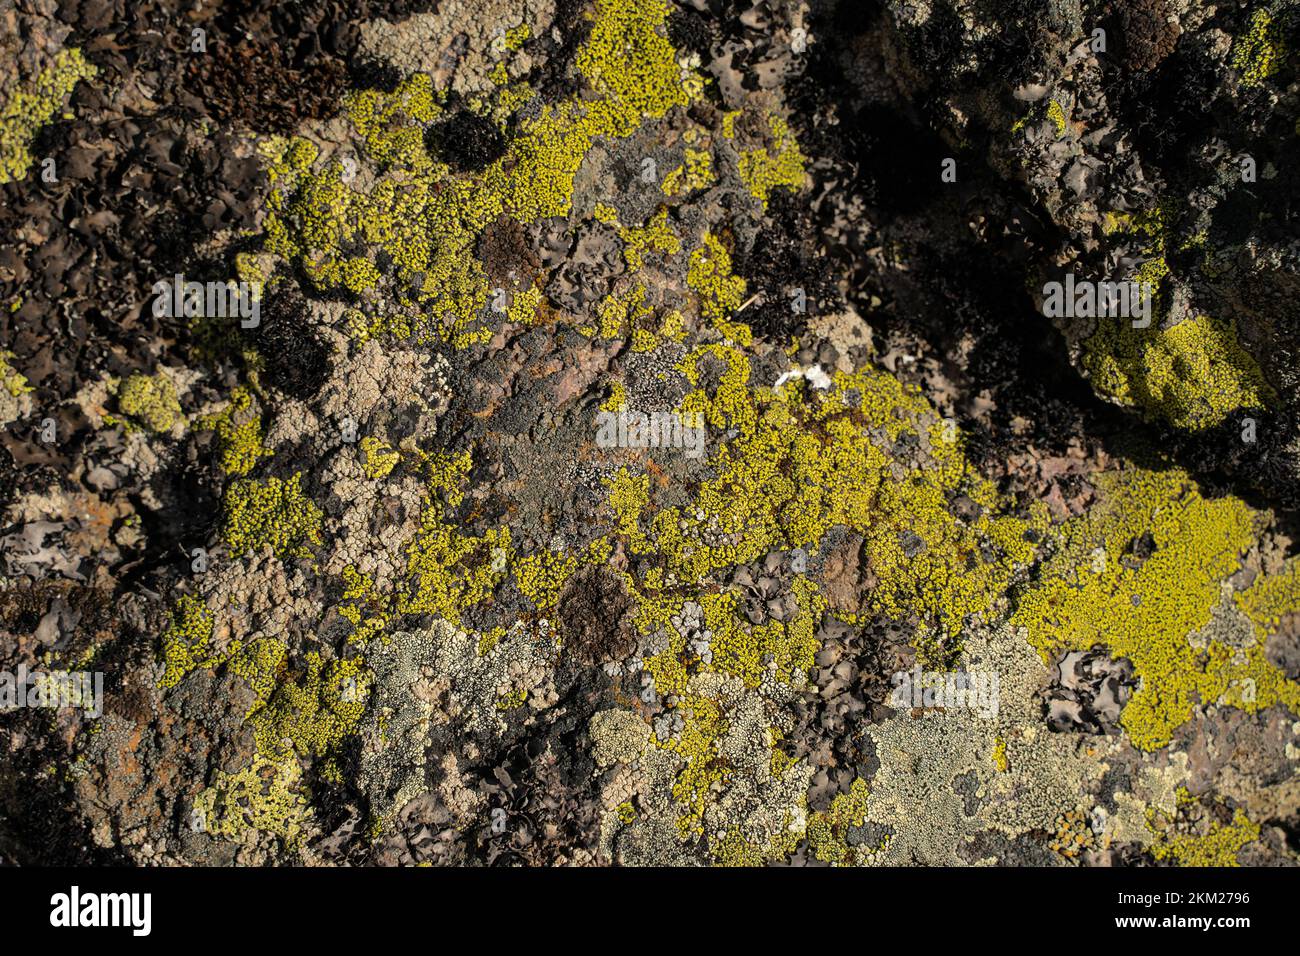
<box><xmin>112</xmin><ymin>372</ymin><xmax>184</xmax><ymax>434</ymax></box>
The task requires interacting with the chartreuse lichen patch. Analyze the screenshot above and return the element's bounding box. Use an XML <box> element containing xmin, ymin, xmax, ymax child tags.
<box><xmin>1083</xmin><ymin>313</ymin><xmax>1271</xmax><ymax>431</ymax></box>
<box><xmin>1086</xmin><ymin>208</ymin><xmax>1271</xmax><ymax>430</ymax></box>
<box><xmin>1146</xmin><ymin>788</ymin><xmax>1261</xmax><ymax>866</ymax></box>
<box><xmin>1232</xmin><ymin>9</ymin><xmax>1287</xmax><ymax>87</ymax></box>
<box><xmin>359</xmin><ymin>436</ymin><xmax>400</xmax><ymax>479</ymax></box>
<box><xmin>1236</xmin><ymin>557</ymin><xmax>1300</xmax><ymax>638</ymax></box>
<box><xmin>109</xmin><ymin>372</ymin><xmax>184</xmax><ymax>434</ymax></box>
<box><xmin>0</xmin><ymin>48</ymin><xmax>96</xmax><ymax>184</ymax></box>
<box><xmin>662</xmin><ymin>147</ymin><xmax>714</xmax><ymax>197</ymax></box>
<box><xmin>193</xmin><ymin>754</ymin><xmax>314</xmax><ymax>849</ymax></box>
<box><xmin>612</xmin><ymin>343</ymin><xmax>1045</xmax><ymax>650</ymax></box>
<box><xmin>0</xmin><ymin>350</ymin><xmax>34</xmax><ymax>426</ymax></box>
<box><xmin>688</xmin><ymin>234</ymin><xmax>750</xmax><ymax>344</ymax></box>
<box><xmin>159</xmin><ymin>595</ymin><xmax>216</xmax><ymax>690</ymax></box>
<box><xmin>251</xmin><ymin>0</ymin><xmax>700</xmax><ymax>350</ymax></box>
<box><xmin>0</xmin><ymin>350</ymin><xmax>32</xmax><ymax>398</ymax></box>
<box><xmin>198</xmin><ymin>386</ymin><xmax>270</xmax><ymax>476</ymax></box>
<box><xmin>1011</xmin><ymin>468</ymin><xmax>1300</xmax><ymax>750</ymax></box>
<box><xmin>221</xmin><ymin>473</ymin><xmax>324</xmax><ymax>559</ymax></box>
<box><xmin>245</xmin><ymin>650</ymin><xmax>371</xmax><ymax>770</ymax></box>
<box><xmin>738</xmin><ymin>113</ymin><xmax>807</xmax><ymax>208</ymax></box>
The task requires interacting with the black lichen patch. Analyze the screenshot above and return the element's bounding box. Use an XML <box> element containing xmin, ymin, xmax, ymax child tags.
<box><xmin>556</xmin><ymin>566</ymin><xmax>636</xmax><ymax>665</ymax></box>
<box><xmin>478</xmin><ymin>214</ymin><xmax>541</xmax><ymax>290</ymax></box>
<box><xmin>256</xmin><ymin>285</ymin><xmax>332</xmax><ymax>401</ymax></box>
<box><xmin>736</xmin><ymin>191</ymin><xmax>841</xmax><ymax>344</ymax></box>
<box><xmin>1109</xmin><ymin>0</ymin><xmax>1181</xmax><ymax>73</ymax></box>
<box><xmin>666</xmin><ymin>8</ymin><xmax>717</xmax><ymax>59</ymax></box>
<box><xmin>425</xmin><ymin>108</ymin><xmax>507</xmax><ymax>173</ymax></box>
<box><xmin>187</xmin><ymin>40</ymin><xmax>349</xmax><ymax>135</ymax></box>
<box><xmin>347</xmin><ymin>55</ymin><xmax>404</xmax><ymax>94</ymax></box>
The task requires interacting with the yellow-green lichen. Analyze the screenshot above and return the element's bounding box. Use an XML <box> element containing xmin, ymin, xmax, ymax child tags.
<box><xmin>158</xmin><ymin>595</ymin><xmax>216</xmax><ymax>690</ymax></box>
<box><xmin>246</xmin><ymin>652</ymin><xmax>371</xmax><ymax>766</ymax></box>
<box><xmin>697</xmin><ymin>579</ymin><xmax>822</xmax><ymax>688</ymax></box>
<box><xmin>1236</xmin><ymin>558</ymin><xmax>1300</xmax><ymax>639</ymax></box>
<box><xmin>737</xmin><ymin>113</ymin><xmax>806</xmax><ymax>208</ymax></box>
<box><xmin>609</xmin><ymin>344</ymin><xmax>1043</xmax><ymax>646</ymax></box>
<box><xmin>595</xmin><ymin>283</ymin><xmax>654</xmax><ymax>339</ymax></box>
<box><xmin>1231</xmin><ymin>10</ymin><xmax>1286</xmax><ymax>87</ymax></box>
<box><xmin>0</xmin><ymin>48</ymin><xmax>97</xmax><ymax>185</ymax></box>
<box><xmin>199</xmin><ymin>386</ymin><xmax>270</xmax><ymax>476</ymax></box>
<box><xmin>397</xmin><ymin>452</ymin><xmax>513</xmax><ymax>624</ymax></box>
<box><xmin>112</xmin><ymin>372</ymin><xmax>184</xmax><ymax>434</ymax></box>
<box><xmin>662</xmin><ymin>147</ymin><xmax>714</xmax><ymax>197</ymax></box>
<box><xmin>576</xmin><ymin>0</ymin><xmax>693</xmax><ymax>124</ymax></box>
<box><xmin>514</xmin><ymin>548</ymin><xmax>579</xmax><ymax>612</ymax></box>
<box><xmin>1147</xmin><ymin>789</ymin><xmax>1261</xmax><ymax>866</ymax></box>
<box><xmin>687</xmin><ymin>233</ymin><xmax>749</xmax><ymax>343</ymax></box>
<box><xmin>222</xmin><ymin>473</ymin><xmax>324</xmax><ymax>559</ymax></box>
<box><xmin>992</xmin><ymin>735</ymin><xmax>1009</xmax><ymax>773</ymax></box>
<box><xmin>1011</xmin><ymin>468</ymin><xmax>1300</xmax><ymax>750</ymax></box>
<box><xmin>0</xmin><ymin>351</ymin><xmax>32</xmax><ymax>398</ymax></box>
<box><xmin>617</xmin><ymin>207</ymin><xmax>681</xmax><ymax>272</ymax></box>
<box><xmin>496</xmin><ymin>686</ymin><xmax>528</xmax><ymax>711</ymax></box>
<box><xmin>1086</xmin><ymin>206</ymin><xmax>1271</xmax><ymax>429</ymax></box>
<box><xmin>193</xmin><ymin>754</ymin><xmax>313</xmax><ymax>849</ymax></box>
<box><xmin>338</xmin><ymin>565</ymin><xmax>390</xmax><ymax>645</ymax></box>
<box><xmin>250</xmin><ymin>0</ymin><xmax>699</xmax><ymax>350</ymax></box>
<box><xmin>1083</xmin><ymin>314</ymin><xmax>1271</xmax><ymax>431</ymax></box>
<box><xmin>1046</xmin><ymin>99</ymin><xmax>1067</xmax><ymax>137</ymax></box>
<box><xmin>359</xmin><ymin>436</ymin><xmax>400</xmax><ymax>479</ymax></box>
<box><xmin>661</xmin><ymin>692</ymin><xmax>730</xmax><ymax>838</ymax></box>
<box><xmin>806</xmin><ymin>778</ymin><xmax>873</xmax><ymax>864</ymax></box>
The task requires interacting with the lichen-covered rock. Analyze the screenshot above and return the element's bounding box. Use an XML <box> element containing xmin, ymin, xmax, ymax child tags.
<box><xmin>1</xmin><ymin>0</ymin><xmax>1297</xmax><ymax>869</ymax></box>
